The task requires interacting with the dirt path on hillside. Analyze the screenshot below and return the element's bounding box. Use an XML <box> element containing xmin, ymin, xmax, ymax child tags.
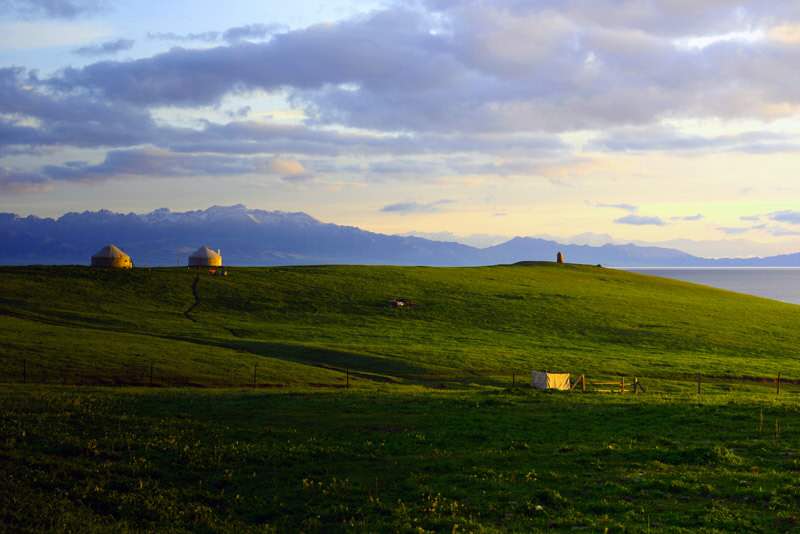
<box><xmin>183</xmin><ymin>274</ymin><xmax>200</xmax><ymax>322</ymax></box>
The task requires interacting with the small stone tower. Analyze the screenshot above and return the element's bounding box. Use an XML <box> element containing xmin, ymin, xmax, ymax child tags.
<box><xmin>556</xmin><ymin>251</ymin><xmax>565</xmax><ymax>264</ymax></box>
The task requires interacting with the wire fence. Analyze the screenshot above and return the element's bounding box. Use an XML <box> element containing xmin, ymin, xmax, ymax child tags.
<box><xmin>0</xmin><ymin>359</ymin><xmax>798</xmax><ymax>397</ymax></box>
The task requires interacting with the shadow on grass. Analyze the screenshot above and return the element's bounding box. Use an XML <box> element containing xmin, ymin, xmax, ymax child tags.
<box><xmin>212</xmin><ymin>339</ymin><xmax>535</xmax><ymax>388</ymax></box>
<box><xmin>208</xmin><ymin>338</ymin><xmax>430</xmax><ymax>382</ymax></box>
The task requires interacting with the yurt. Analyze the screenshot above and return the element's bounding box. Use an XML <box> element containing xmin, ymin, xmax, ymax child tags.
<box><xmin>188</xmin><ymin>246</ymin><xmax>223</xmax><ymax>268</ymax></box>
<box><xmin>91</xmin><ymin>244</ymin><xmax>133</xmax><ymax>269</ymax></box>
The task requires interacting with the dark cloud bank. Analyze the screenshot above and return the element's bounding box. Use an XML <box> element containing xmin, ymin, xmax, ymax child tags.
<box><xmin>4</xmin><ymin>1</ymin><xmax>800</xmax><ymax>193</ymax></box>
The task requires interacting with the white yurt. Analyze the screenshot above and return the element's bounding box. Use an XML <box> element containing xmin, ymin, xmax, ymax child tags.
<box><xmin>188</xmin><ymin>246</ymin><xmax>222</xmax><ymax>268</ymax></box>
<box><xmin>91</xmin><ymin>244</ymin><xmax>133</xmax><ymax>269</ymax></box>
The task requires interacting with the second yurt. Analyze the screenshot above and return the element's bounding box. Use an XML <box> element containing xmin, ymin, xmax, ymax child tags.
<box><xmin>188</xmin><ymin>246</ymin><xmax>223</xmax><ymax>268</ymax></box>
<box><xmin>91</xmin><ymin>244</ymin><xmax>133</xmax><ymax>269</ymax></box>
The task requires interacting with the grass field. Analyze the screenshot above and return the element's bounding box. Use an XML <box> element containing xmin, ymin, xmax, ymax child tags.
<box><xmin>2</xmin><ymin>264</ymin><xmax>800</xmax><ymax>531</ymax></box>
<box><xmin>2</xmin><ymin>385</ymin><xmax>800</xmax><ymax>532</ymax></box>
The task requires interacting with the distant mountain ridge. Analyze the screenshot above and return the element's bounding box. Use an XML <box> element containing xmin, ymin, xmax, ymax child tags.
<box><xmin>1</xmin><ymin>205</ymin><xmax>798</xmax><ymax>267</ymax></box>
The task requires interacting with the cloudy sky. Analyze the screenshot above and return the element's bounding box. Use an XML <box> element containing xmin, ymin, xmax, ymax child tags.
<box><xmin>3</xmin><ymin>0</ymin><xmax>800</xmax><ymax>255</ymax></box>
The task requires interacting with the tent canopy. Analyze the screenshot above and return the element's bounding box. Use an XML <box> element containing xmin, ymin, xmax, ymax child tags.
<box><xmin>189</xmin><ymin>245</ymin><xmax>222</xmax><ymax>267</ymax></box>
<box><xmin>91</xmin><ymin>244</ymin><xmax>133</xmax><ymax>268</ymax></box>
<box><xmin>531</xmin><ymin>371</ymin><xmax>571</xmax><ymax>391</ymax></box>
<box><xmin>92</xmin><ymin>244</ymin><xmax>129</xmax><ymax>259</ymax></box>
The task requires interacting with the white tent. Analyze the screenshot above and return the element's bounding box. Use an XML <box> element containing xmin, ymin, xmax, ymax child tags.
<box><xmin>188</xmin><ymin>246</ymin><xmax>222</xmax><ymax>267</ymax></box>
<box><xmin>91</xmin><ymin>244</ymin><xmax>133</xmax><ymax>269</ymax></box>
<box><xmin>531</xmin><ymin>371</ymin><xmax>571</xmax><ymax>391</ymax></box>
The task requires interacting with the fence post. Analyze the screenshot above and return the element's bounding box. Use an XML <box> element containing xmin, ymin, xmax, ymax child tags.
<box><xmin>697</xmin><ymin>373</ymin><xmax>701</xmax><ymax>395</ymax></box>
<box><xmin>777</xmin><ymin>372</ymin><xmax>781</xmax><ymax>396</ymax></box>
<box><xmin>253</xmin><ymin>364</ymin><xmax>257</xmax><ymax>388</ymax></box>
<box><xmin>512</xmin><ymin>372</ymin><xmax>516</xmax><ymax>387</ymax></box>
<box><xmin>581</xmin><ymin>374</ymin><xmax>586</xmax><ymax>393</ymax></box>
<box><xmin>621</xmin><ymin>376</ymin><xmax>625</xmax><ymax>394</ymax></box>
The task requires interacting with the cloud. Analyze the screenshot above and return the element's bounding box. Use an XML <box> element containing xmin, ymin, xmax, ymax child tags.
<box><xmin>589</xmin><ymin>126</ymin><xmax>798</xmax><ymax>154</ymax></box>
<box><xmin>770</xmin><ymin>210</ymin><xmax>800</xmax><ymax>225</ymax></box>
<box><xmin>0</xmin><ymin>67</ymin><xmax>160</xmax><ymax>150</ymax></box>
<box><xmin>41</xmin><ymin>148</ymin><xmax>265</xmax><ymax>182</ymax></box>
<box><xmin>368</xmin><ymin>159</ymin><xmax>441</xmax><ymax>177</ymax></box>
<box><xmin>45</xmin><ymin>2</ymin><xmax>800</xmax><ymax>135</ymax></box>
<box><xmin>1</xmin><ymin>68</ymin><xmax>558</xmax><ymax>158</ymax></box>
<box><xmin>269</xmin><ymin>157</ymin><xmax>305</xmax><ymax>176</ymax></box>
<box><xmin>767</xmin><ymin>226</ymin><xmax>800</xmax><ymax>236</ymax></box>
<box><xmin>222</xmin><ymin>23</ymin><xmax>284</xmax><ymax>44</ymax></box>
<box><xmin>147</xmin><ymin>31</ymin><xmax>220</xmax><ymax>43</ymax></box>
<box><xmin>740</xmin><ymin>214</ymin><xmax>761</xmax><ymax>221</ymax></box>
<box><xmin>380</xmin><ymin>200</ymin><xmax>453</xmax><ymax>214</ymax></box>
<box><xmin>0</xmin><ymin>0</ymin><xmax>109</xmax><ymax>18</ymax></box>
<box><xmin>717</xmin><ymin>226</ymin><xmax>751</xmax><ymax>235</ymax></box>
<box><xmin>147</xmin><ymin>23</ymin><xmax>283</xmax><ymax>45</ymax></box>
<box><xmin>74</xmin><ymin>38</ymin><xmax>133</xmax><ymax>56</ymax></box>
<box><xmin>592</xmin><ymin>202</ymin><xmax>638</xmax><ymax>212</ymax></box>
<box><xmin>434</xmin><ymin>1</ymin><xmax>800</xmax><ymax>39</ymax></box>
<box><xmin>614</xmin><ymin>214</ymin><xmax>666</xmax><ymax>226</ymax></box>
<box><xmin>0</xmin><ymin>66</ymin><xmax>575</xmax><ymax>193</ymax></box>
<box><xmin>36</xmin><ymin>149</ymin><xmax>315</xmax><ymax>185</ymax></box>
<box><xmin>0</xmin><ymin>166</ymin><xmax>52</xmax><ymax>193</ymax></box>
<box><xmin>670</xmin><ymin>214</ymin><xmax>704</xmax><ymax>221</ymax></box>
<box><xmin>280</xmin><ymin>173</ymin><xmax>313</xmax><ymax>184</ymax></box>
<box><xmin>225</xmin><ymin>106</ymin><xmax>251</xmax><ymax>119</ymax></box>
<box><xmin>445</xmin><ymin>157</ymin><xmax>558</xmax><ymax>177</ymax></box>
<box><xmin>163</xmin><ymin>121</ymin><xmax>566</xmax><ymax>158</ymax></box>
<box><xmin>9</xmin><ymin>1</ymin><xmax>800</xmax><ymax>198</ymax></box>
<box><xmin>731</xmin><ymin>221</ymin><xmax>800</xmax><ymax>236</ymax></box>
<box><xmin>2</xmin><ymin>148</ymin><xmax>321</xmax><ymax>192</ymax></box>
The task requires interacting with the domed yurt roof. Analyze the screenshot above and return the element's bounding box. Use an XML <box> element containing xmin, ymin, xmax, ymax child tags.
<box><xmin>188</xmin><ymin>245</ymin><xmax>223</xmax><ymax>267</ymax></box>
<box><xmin>91</xmin><ymin>244</ymin><xmax>133</xmax><ymax>268</ymax></box>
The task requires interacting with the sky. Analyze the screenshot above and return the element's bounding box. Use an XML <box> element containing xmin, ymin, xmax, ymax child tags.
<box><xmin>3</xmin><ymin>0</ymin><xmax>800</xmax><ymax>256</ymax></box>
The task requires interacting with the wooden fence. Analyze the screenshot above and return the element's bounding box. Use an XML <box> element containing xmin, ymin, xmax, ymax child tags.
<box><xmin>0</xmin><ymin>360</ymin><xmax>792</xmax><ymax>396</ymax></box>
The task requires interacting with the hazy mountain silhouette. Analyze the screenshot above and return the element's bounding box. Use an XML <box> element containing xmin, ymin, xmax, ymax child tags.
<box><xmin>1</xmin><ymin>205</ymin><xmax>797</xmax><ymax>267</ymax></box>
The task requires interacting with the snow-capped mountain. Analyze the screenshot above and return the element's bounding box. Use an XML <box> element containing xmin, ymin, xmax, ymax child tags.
<box><xmin>1</xmin><ymin>205</ymin><xmax>798</xmax><ymax>267</ymax></box>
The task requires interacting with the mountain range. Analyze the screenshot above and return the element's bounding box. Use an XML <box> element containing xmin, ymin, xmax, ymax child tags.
<box><xmin>1</xmin><ymin>205</ymin><xmax>799</xmax><ymax>267</ymax></box>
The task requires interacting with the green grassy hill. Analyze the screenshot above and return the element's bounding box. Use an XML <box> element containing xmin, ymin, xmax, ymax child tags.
<box><xmin>5</xmin><ymin>264</ymin><xmax>800</xmax><ymax>532</ymax></box>
<box><xmin>2</xmin><ymin>263</ymin><xmax>799</xmax><ymax>385</ymax></box>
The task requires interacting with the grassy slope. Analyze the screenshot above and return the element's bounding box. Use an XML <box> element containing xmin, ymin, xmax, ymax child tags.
<box><xmin>4</xmin><ymin>265</ymin><xmax>800</xmax><ymax>531</ymax></box>
<box><xmin>2</xmin><ymin>263</ymin><xmax>800</xmax><ymax>383</ymax></box>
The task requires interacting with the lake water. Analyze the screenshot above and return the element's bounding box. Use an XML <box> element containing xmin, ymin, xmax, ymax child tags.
<box><xmin>627</xmin><ymin>268</ymin><xmax>800</xmax><ymax>305</ymax></box>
